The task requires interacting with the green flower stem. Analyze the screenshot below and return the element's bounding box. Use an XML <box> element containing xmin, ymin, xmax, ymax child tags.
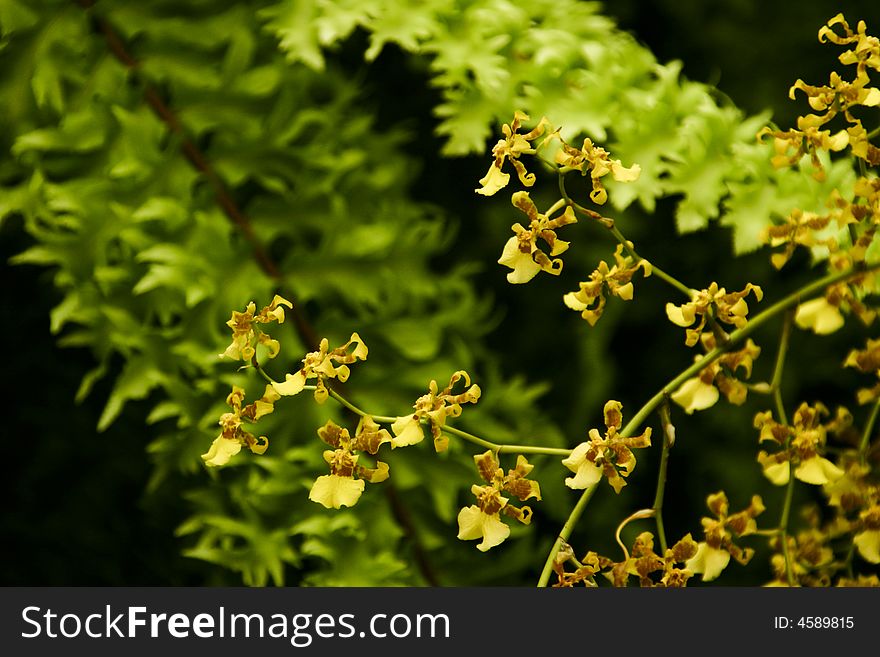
<box><xmin>651</xmin><ymin>264</ymin><xmax>697</xmax><ymax>300</ymax></box>
<box><xmin>255</xmin><ymin>367</ymin><xmax>571</xmax><ymax>456</ymax></box>
<box><xmin>653</xmin><ymin>403</ymin><xmax>674</xmax><ymax>553</ymax></box>
<box><xmin>538</xmin><ymin>261</ymin><xmax>880</xmax><ymax>587</ymax></box>
<box><xmin>557</xmin><ymin>172</ymin><xmax>693</xmax><ymax>299</ymax></box>
<box><xmin>771</xmin><ymin>310</ymin><xmax>794</xmax><ymax>426</ymax></box>
<box><xmin>779</xmin><ymin>474</ymin><xmax>797</xmax><ymax>587</ymax></box>
<box><xmin>859</xmin><ymin>398</ymin><xmax>880</xmax><ymax>464</ymax></box>
<box><xmin>848</xmin><ymin>223</ymin><xmax>860</xmax><ymax>250</ymax></box>
<box><xmin>858</xmin><ymin>156</ymin><xmax>869</xmax><ymax>179</ymax></box>
<box><xmin>607</xmin><ymin>220</ymin><xmax>694</xmax><ymax>299</ymax></box>
<box><xmin>325</xmin><ymin>388</ymin><xmax>399</xmax><ymax>424</ymax></box>
<box><xmin>536</xmin><ymin>484</ymin><xmax>599</xmax><ymax>587</ymax></box>
<box><xmin>621</xmin><ymin>263</ymin><xmax>880</xmax><ymax>437</ymax></box>
<box><xmin>840</xmin><ymin>397</ymin><xmax>879</xmax><ymax>578</ymax></box>
<box><xmin>323</xmin><ymin>389</ymin><xmax>571</xmax><ymax>456</ymax></box>
<box><xmin>769</xmin><ymin>309</ymin><xmax>795</xmax><ymax>585</ymax></box>
<box><xmin>844</xmin><ymin>543</ymin><xmax>857</xmax><ymax>579</ymax></box>
<box><xmin>441</xmin><ymin>424</ymin><xmax>571</xmax><ymax>456</ymax></box>
<box><xmin>252</xmin><ymin>357</ymin><xmax>275</xmax><ymax>385</ymax></box>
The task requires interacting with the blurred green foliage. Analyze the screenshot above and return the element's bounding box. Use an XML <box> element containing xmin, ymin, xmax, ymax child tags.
<box><xmin>2</xmin><ymin>0</ymin><xmax>878</xmax><ymax>585</ymax></box>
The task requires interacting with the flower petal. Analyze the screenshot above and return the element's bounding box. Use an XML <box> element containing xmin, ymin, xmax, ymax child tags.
<box><xmin>456</xmin><ymin>505</ymin><xmax>485</xmax><ymax>541</ymax></box>
<box><xmin>390</xmin><ymin>415</ymin><xmax>424</xmax><ymax>448</ymax></box>
<box><xmin>686</xmin><ymin>542</ymin><xmax>731</xmax><ymax>582</ymax></box>
<box><xmin>853</xmin><ymin>529</ymin><xmax>880</xmax><ymax>564</ymax></box>
<box><xmin>610</xmin><ymin>161</ymin><xmax>641</xmax><ymax>182</ymax></box>
<box><xmin>308</xmin><ymin>474</ymin><xmax>365</xmax><ymax>509</ymax></box>
<box><xmin>561</xmin><ymin>442</ymin><xmax>589</xmax><ymax>473</ymax></box>
<box><xmin>273</xmin><ymin>370</ymin><xmax>307</xmax><ymax>396</ymax></box>
<box><xmin>795</xmin><ymin>298</ymin><xmax>844</xmax><ymax>335</ymax></box>
<box><xmin>475</xmin><ymin>163</ymin><xmax>510</xmax><ymax>196</ymax></box>
<box><xmin>666</xmin><ymin>302</ymin><xmax>696</xmax><ymax>327</ymax></box>
<box><xmin>563</xmin><ymin>291</ymin><xmax>588</xmax><ymax>311</ymax></box>
<box><xmin>498</xmin><ymin>236</ymin><xmax>542</xmax><ymax>284</ymax></box>
<box><xmin>762</xmin><ymin>461</ymin><xmax>791</xmax><ymax>486</ymax></box>
<box><xmin>359</xmin><ymin>461</ymin><xmax>390</xmax><ymax>483</ymax></box>
<box><xmin>476</xmin><ymin>512</ymin><xmax>511</xmax><ymax>551</ymax></box>
<box><xmin>456</xmin><ymin>506</ymin><xmax>510</xmax><ymax>551</ymax></box>
<box><xmin>561</xmin><ymin>442</ymin><xmax>603</xmax><ymax>490</ymax></box>
<box><xmin>201</xmin><ymin>437</ymin><xmax>242</xmax><ymax>467</ymax></box>
<box><xmin>671</xmin><ymin>377</ymin><xmax>719</xmax><ymax>414</ymax></box>
<box><xmin>794</xmin><ymin>456</ymin><xmax>844</xmax><ymax>485</ymax></box>
<box><xmin>348</xmin><ymin>332</ymin><xmax>369</xmax><ymax>361</ymax></box>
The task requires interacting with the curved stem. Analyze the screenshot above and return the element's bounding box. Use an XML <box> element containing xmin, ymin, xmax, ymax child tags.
<box><xmin>771</xmin><ymin>310</ymin><xmax>794</xmax><ymax>426</ymax></box>
<box><xmin>536</xmin><ymin>485</ymin><xmax>598</xmax><ymax>587</ymax></box>
<box><xmin>615</xmin><ymin>508</ymin><xmax>656</xmax><ymax>559</ymax></box>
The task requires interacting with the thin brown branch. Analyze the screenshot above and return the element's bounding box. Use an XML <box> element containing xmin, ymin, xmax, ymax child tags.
<box><xmin>75</xmin><ymin>0</ymin><xmax>319</xmax><ymax>351</ymax></box>
<box><xmin>75</xmin><ymin>0</ymin><xmax>440</xmax><ymax>586</ymax></box>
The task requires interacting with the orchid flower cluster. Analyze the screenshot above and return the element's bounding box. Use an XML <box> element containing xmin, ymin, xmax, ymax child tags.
<box><xmin>552</xmin><ymin>492</ymin><xmax>765</xmax><ymax>587</ymax></box>
<box><xmin>457</xmin><ymin>451</ymin><xmax>541</xmax><ymax>552</ymax></box>
<box><xmin>759</xmin><ymin>13</ymin><xmax>880</xmax><ymax>178</ymax></box>
<box><xmin>552</xmin><ymin>531</ymin><xmax>699</xmax><ymax>588</ymax></box>
<box><xmin>199</xmin><ymin>15</ymin><xmax>880</xmax><ymax>588</ymax></box>
<box><xmin>474</xmin><ymin>13</ymin><xmax>879</xmax><ymax>587</ymax></box>
<box><xmin>206</xmin><ymin>298</ymin><xmax>485</xmax><ymax>512</ymax></box>
<box><xmin>758</xmin><ymin>14</ymin><xmax>880</xmax><ymax>337</ymax></box>
<box><xmin>204</xmin><ymin>295</ymin><xmax>655</xmax><ymax>552</ymax></box>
